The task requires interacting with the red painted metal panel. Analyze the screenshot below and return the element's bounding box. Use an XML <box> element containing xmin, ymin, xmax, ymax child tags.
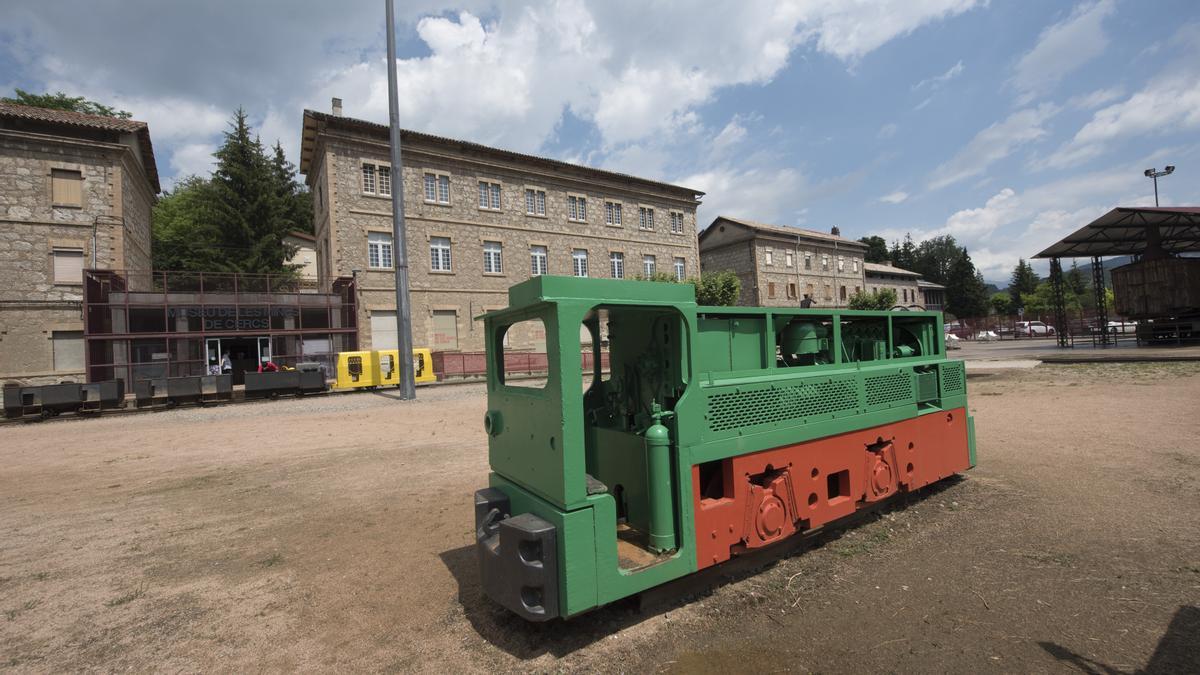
<box><xmin>692</xmin><ymin>408</ymin><xmax>971</xmax><ymax>569</ymax></box>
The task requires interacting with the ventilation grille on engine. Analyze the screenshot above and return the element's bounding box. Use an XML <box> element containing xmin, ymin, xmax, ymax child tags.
<box><xmin>940</xmin><ymin>361</ymin><xmax>966</xmax><ymax>396</ymax></box>
<box><xmin>706</xmin><ymin>378</ymin><xmax>858</xmax><ymax>433</ymax></box>
<box><xmin>864</xmin><ymin>371</ymin><xmax>914</xmax><ymax>408</ymax></box>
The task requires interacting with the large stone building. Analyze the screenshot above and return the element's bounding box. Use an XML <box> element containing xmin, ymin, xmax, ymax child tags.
<box><xmin>698</xmin><ymin>216</ymin><xmax>868</xmax><ymax>307</ymax></box>
<box><xmin>0</xmin><ymin>103</ymin><xmax>159</xmax><ymax>384</ymax></box>
<box><xmin>299</xmin><ymin>101</ymin><xmax>704</xmax><ymax>352</ymax></box>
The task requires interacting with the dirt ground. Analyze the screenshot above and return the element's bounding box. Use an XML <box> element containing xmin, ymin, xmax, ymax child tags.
<box><xmin>2</xmin><ymin>363</ymin><xmax>1199</xmax><ymax>673</ymax></box>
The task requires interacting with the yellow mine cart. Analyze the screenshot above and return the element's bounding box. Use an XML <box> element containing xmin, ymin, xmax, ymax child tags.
<box><xmin>376</xmin><ymin>350</ymin><xmax>400</xmax><ymax>386</ymax></box>
<box><xmin>335</xmin><ymin>350</ymin><xmax>377</xmax><ymax>389</ymax></box>
<box><xmin>413</xmin><ymin>347</ymin><xmax>437</xmax><ymax>384</ymax></box>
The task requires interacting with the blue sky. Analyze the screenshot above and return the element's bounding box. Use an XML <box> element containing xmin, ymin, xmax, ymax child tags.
<box><xmin>3</xmin><ymin>0</ymin><xmax>1198</xmax><ymax>283</ymax></box>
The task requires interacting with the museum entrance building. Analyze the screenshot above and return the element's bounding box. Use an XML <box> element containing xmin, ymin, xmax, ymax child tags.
<box><xmin>83</xmin><ymin>270</ymin><xmax>357</xmax><ymax>386</ymax></box>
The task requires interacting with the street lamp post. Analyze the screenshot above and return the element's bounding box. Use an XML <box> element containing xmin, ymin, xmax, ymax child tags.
<box><xmin>1143</xmin><ymin>165</ymin><xmax>1175</xmax><ymax>207</ymax></box>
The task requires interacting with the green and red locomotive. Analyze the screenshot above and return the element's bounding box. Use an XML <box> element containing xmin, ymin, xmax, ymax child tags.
<box><xmin>474</xmin><ymin>276</ymin><xmax>974</xmax><ymax>620</ymax></box>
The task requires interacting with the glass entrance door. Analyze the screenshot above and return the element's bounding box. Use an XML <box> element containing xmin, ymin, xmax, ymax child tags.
<box><xmin>206</xmin><ymin>338</ymin><xmax>222</xmax><ymax>375</ymax></box>
<box><xmin>257</xmin><ymin>336</ymin><xmax>272</xmax><ymax>369</ymax></box>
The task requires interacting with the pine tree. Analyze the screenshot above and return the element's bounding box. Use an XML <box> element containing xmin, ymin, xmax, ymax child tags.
<box><xmin>1009</xmin><ymin>259</ymin><xmax>1040</xmax><ymax>309</ymax></box>
<box><xmin>270</xmin><ymin>141</ymin><xmax>314</xmax><ymax>235</ymax></box>
<box><xmin>205</xmin><ymin>109</ymin><xmax>297</xmax><ymax>277</ymax></box>
<box><xmin>858</xmin><ymin>236</ymin><xmax>889</xmax><ymax>263</ymax></box>
<box><xmin>946</xmin><ymin>250</ymin><xmax>989</xmax><ymax>317</ymax></box>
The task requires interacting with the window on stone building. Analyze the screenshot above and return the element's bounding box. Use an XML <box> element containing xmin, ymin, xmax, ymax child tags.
<box><xmin>674</xmin><ymin>257</ymin><xmax>686</xmax><ymax>281</ymax></box>
<box><xmin>822</xmin><ymin>255</ymin><xmax>829</xmax><ymax>271</ymax></box>
<box><xmin>377</xmin><ymin>165</ymin><xmax>391</xmax><ymax>196</ymax></box>
<box><xmin>642</xmin><ymin>254</ymin><xmax>656</xmax><ymax>277</ymax></box>
<box><xmin>903</xmin><ymin>288</ymin><xmax>909</xmax><ymax>303</ymax></box>
<box><xmin>361</xmin><ymin>164</ymin><xmax>376</xmax><ymax>194</ymax></box>
<box><xmin>51</xmin><ymin>169</ymin><xmax>83</xmax><ymax>207</ymax></box>
<box><xmin>669</xmin><ymin>211</ymin><xmax>685</xmax><ymax>234</ymax></box>
<box><xmin>604</xmin><ymin>200</ymin><xmax>622</xmax><ymax>226</ymax></box>
<box><xmin>52</xmin><ymin>248</ymin><xmax>85</xmax><ymax>284</ymax></box>
<box><xmin>572</xmin><ymin>249</ymin><xmax>589</xmax><ymax>277</ymax></box>
<box><xmin>805</xmin><ymin>254</ymin><xmax>812</xmax><ymax>270</ymax></box>
<box><xmin>483</xmin><ymin>241</ymin><xmax>503</xmax><ymax>274</ymax></box>
<box><xmin>568</xmin><ymin>195</ymin><xmax>587</xmax><ymax>222</ymax></box>
<box><xmin>52</xmin><ymin>331</ymin><xmax>84</xmax><ymax>372</ymax></box>
<box><xmin>530</xmin><ymin>245</ymin><xmax>548</xmax><ymax>276</ymax></box>
<box><xmin>785</xmin><ymin>251</ymin><xmax>793</xmax><ymax>267</ymax></box>
<box><xmin>787</xmin><ymin>282</ymin><xmax>797</xmax><ymax>299</ymax></box>
<box><xmin>368</xmin><ymin>232</ymin><xmax>393</xmax><ymax>269</ymax></box>
<box><xmin>610</xmin><ymin>252</ymin><xmax>625</xmax><ymax>279</ymax></box>
<box><xmin>424</xmin><ymin>172</ymin><xmax>450</xmax><ymax>204</ymax></box>
<box><xmin>525</xmin><ymin>188</ymin><xmax>546</xmax><ymax>216</ymax></box>
<box><xmin>806</xmin><ymin>282</ymin><xmax>815</xmax><ymax>299</ymax></box>
<box><xmin>838</xmin><ymin>257</ymin><xmax>845</xmax><ymax>272</ymax></box>
<box><xmin>853</xmin><ymin>259</ymin><xmax>859</xmax><ymax>273</ymax></box>
<box><xmin>478</xmin><ymin>181</ymin><xmax>501</xmax><ymax>210</ymax></box>
<box><xmin>840</xmin><ymin>285</ymin><xmax>847</xmax><ymax>301</ymax></box>
<box><xmin>432</xmin><ymin>310</ymin><xmax>459</xmax><ymax>351</ymax></box>
<box><xmin>768</xmin><ymin>282</ymin><xmax>776</xmax><ymax>299</ymax></box>
<box><xmin>824</xmin><ymin>283</ymin><xmax>832</xmax><ymax>300</ymax></box>
<box><xmin>638</xmin><ymin>206</ymin><xmax>654</xmax><ymax>230</ymax></box>
<box><xmin>430</xmin><ymin>236</ymin><xmax>452</xmax><ymax>272</ymax></box>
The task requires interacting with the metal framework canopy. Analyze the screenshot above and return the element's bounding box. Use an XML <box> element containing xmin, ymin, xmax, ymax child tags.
<box><xmin>1033</xmin><ymin>206</ymin><xmax>1200</xmax><ymax>259</ymax></box>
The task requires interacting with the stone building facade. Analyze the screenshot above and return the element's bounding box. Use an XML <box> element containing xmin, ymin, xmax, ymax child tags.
<box><xmin>864</xmin><ymin>262</ymin><xmax>947</xmax><ymax>309</ymax></box>
<box><xmin>0</xmin><ymin>103</ymin><xmax>159</xmax><ymax>384</ymax></box>
<box><xmin>698</xmin><ymin>216</ymin><xmax>868</xmax><ymax>307</ymax></box>
<box><xmin>299</xmin><ymin>103</ymin><xmax>704</xmax><ymax>353</ymax></box>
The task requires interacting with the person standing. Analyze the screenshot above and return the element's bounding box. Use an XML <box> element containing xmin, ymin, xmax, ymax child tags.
<box><xmin>800</xmin><ymin>294</ymin><xmax>815</xmax><ymax>308</ymax></box>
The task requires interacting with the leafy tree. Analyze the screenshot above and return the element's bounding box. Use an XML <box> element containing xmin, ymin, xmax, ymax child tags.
<box><xmin>989</xmin><ymin>292</ymin><xmax>1014</xmax><ymax>316</ymax></box>
<box><xmin>635</xmin><ymin>269</ymin><xmax>741</xmax><ymax>306</ymax></box>
<box><xmin>694</xmin><ymin>270</ymin><xmax>741</xmax><ymax>306</ymax></box>
<box><xmin>152</xmin><ymin>176</ymin><xmax>222</xmax><ymax>271</ymax></box>
<box><xmin>858</xmin><ymin>235</ymin><xmax>889</xmax><ymax>263</ymax></box>
<box><xmin>2</xmin><ymin>88</ymin><xmax>132</xmax><ymax>118</ymax></box>
<box><xmin>848</xmin><ymin>288</ymin><xmax>897</xmax><ymax>310</ymax></box>
<box><xmin>910</xmin><ymin>235</ymin><xmax>962</xmax><ymax>284</ymax></box>
<box><xmin>1009</xmin><ymin>259</ymin><xmax>1040</xmax><ymax>309</ymax></box>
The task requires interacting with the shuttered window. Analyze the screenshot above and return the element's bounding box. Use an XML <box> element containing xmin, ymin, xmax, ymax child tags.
<box><xmin>53</xmin><ymin>248</ymin><xmax>85</xmax><ymax>284</ymax></box>
<box><xmin>51</xmin><ymin>169</ymin><xmax>83</xmax><ymax>207</ymax></box>
<box><xmin>52</xmin><ymin>331</ymin><xmax>84</xmax><ymax>371</ymax></box>
<box><xmin>432</xmin><ymin>310</ymin><xmax>458</xmax><ymax>350</ymax></box>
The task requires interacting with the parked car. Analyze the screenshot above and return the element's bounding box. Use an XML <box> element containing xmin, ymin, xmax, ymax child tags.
<box><xmin>1107</xmin><ymin>320</ymin><xmax>1137</xmax><ymax>334</ymax></box>
<box><xmin>1015</xmin><ymin>320</ymin><xmax>1056</xmax><ymax>337</ymax></box>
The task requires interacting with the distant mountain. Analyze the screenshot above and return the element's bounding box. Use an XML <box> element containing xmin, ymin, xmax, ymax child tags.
<box><xmin>1071</xmin><ymin>255</ymin><xmax>1134</xmax><ymax>288</ymax></box>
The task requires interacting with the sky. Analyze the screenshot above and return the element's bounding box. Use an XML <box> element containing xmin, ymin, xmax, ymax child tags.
<box><xmin>2</xmin><ymin>0</ymin><xmax>1198</xmax><ymax>284</ymax></box>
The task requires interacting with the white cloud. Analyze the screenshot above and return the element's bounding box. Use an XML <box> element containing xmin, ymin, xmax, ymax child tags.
<box><xmin>928</xmin><ymin>104</ymin><xmax>1060</xmax><ymax>190</ymax></box>
<box><xmin>167</xmin><ymin>143</ymin><xmax>217</xmax><ymax>184</ymax></box>
<box><xmin>1011</xmin><ymin>0</ymin><xmax>1116</xmax><ymax>103</ymax></box>
<box><xmin>877</xmin><ymin>122</ymin><xmax>898</xmax><ymax>139</ymax></box>
<box><xmin>1040</xmin><ymin>66</ymin><xmax>1200</xmax><ymax>170</ymax></box>
<box><xmin>913</xmin><ymin>97</ymin><xmax>933</xmax><ymax>112</ymax></box>
<box><xmin>683</xmin><ymin>166</ymin><xmax>811</xmax><ymax>229</ymax></box>
<box><xmin>913</xmin><ymin>59</ymin><xmax>964</xmax><ymax>91</ymax></box>
<box><xmin>880</xmin><ymin>190</ymin><xmax>909</xmax><ymax>204</ymax></box>
<box><xmin>1067</xmin><ymin>87</ymin><xmax>1124</xmax><ymax>110</ymax></box>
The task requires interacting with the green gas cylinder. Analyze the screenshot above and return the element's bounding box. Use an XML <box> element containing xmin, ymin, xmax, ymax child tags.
<box><xmin>645</xmin><ymin>402</ymin><xmax>676</xmax><ymax>553</ymax></box>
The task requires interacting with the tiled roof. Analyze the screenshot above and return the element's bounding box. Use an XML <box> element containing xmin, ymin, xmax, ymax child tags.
<box><xmin>703</xmin><ymin>216</ymin><xmax>869</xmax><ymax>248</ymax></box>
<box><xmin>0</xmin><ymin>102</ymin><xmax>160</xmax><ymax>193</ymax></box>
<box><xmin>299</xmin><ymin>109</ymin><xmax>704</xmax><ymax>198</ymax></box>
<box><xmin>863</xmin><ymin>261</ymin><xmax>921</xmax><ymax>277</ymax></box>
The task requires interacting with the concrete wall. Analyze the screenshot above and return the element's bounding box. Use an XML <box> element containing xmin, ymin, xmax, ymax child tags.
<box><xmin>313</xmin><ymin>130</ymin><xmax>700</xmax><ymax>352</ymax></box>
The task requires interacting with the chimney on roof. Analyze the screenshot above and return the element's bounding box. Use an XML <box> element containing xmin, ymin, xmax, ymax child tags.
<box><xmin>830</xmin><ymin>226</ymin><xmax>841</xmax><ymax>237</ymax></box>
<box><xmin>331</xmin><ymin>97</ymin><xmax>343</xmax><ymax>116</ymax></box>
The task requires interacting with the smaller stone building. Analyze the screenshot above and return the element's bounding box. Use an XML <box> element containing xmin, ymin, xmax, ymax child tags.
<box><xmin>0</xmin><ymin>103</ymin><xmax>159</xmax><ymax>384</ymax></box>
<box><xmin>864</xmin><ymin>262</ymin><xmax>946</xmax><ymax>309</ymax></box>
<box><xmin>698</xmin><ymin>216</ymin><xmax>868</xmax><ymax>307</ymax></box>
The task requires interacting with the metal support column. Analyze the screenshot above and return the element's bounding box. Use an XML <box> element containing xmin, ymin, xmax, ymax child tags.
<box><xmin>386</xmin><ymin>0</ymin><xmax>416</xmax><ymax>399</ymax></box>
<box><xmin>1049</xmin><ymin>257</ymin><xmax>1070</xmax><ymax>348</ymax></box>
<box><xmin>1091</xmin><ymin>255</ymin><xmax>1110</xmax><ymax>347</ymax></box>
